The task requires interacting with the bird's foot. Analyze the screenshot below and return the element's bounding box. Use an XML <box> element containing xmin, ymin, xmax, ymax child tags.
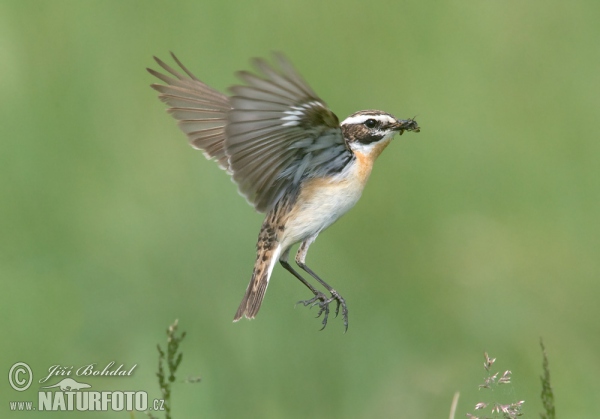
<box><xmin>330</xmin><ymin>289</ymin><xmax>349</xmax><ymax>332</ymax></box>
<box><xmin>297</xmin><ymin>289</ymin><xmax>348</xmax><ymax>332</ymax></box>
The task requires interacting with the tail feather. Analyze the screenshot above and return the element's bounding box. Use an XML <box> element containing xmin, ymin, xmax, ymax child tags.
<box><xmin>233</xmin><ymin>244</ymin><xmax>281</xmax><ymax>321</ymax></box>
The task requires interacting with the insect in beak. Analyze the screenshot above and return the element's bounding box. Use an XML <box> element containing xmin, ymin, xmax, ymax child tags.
<box><xmin>393</xmin><ymin>117</ymin><xmax>420</xmax><ymax>135</ymax></box>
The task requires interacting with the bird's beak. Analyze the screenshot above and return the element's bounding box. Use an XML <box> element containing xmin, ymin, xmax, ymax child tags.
<box><xmin>392</xmin><ymin>118</ymin><xmax>420</xmax><ymax>135</ymax></box>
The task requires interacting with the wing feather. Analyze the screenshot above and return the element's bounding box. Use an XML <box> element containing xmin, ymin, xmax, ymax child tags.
<box><xmin>226</xmin><ymin>54</ymin><xmax>351</xmax><ymax>211</ymax></box>
<box><xmin>149</xmin><ymin>53</ymin><xmax>353</xmax><ymax>213</ymax></box>
<box><xmin>148</xmin><ymin>53</ymin><xmax>231</xmax><ymax>171</ymax></box>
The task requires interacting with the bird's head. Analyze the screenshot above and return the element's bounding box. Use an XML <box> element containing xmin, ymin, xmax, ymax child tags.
<box><xmin>341</xmin><ymin>110</ymin><xmax>419</xmax><ymax>159</ymax></box>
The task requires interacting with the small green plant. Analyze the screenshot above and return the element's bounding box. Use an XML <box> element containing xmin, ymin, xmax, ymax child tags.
<box><xmin>146</xmin><ymin>319</ymin><xmax>200</xmax><ymax>419</ymax></box>
<box><xmin>465</xmin><ymin>352</ymin><xmax>524</xmax><ymax>419</ymax></box>
<box><xmin>539</xmin><ymin>339</ymin><xmax>555</xmax><ymax>419</ymax></box>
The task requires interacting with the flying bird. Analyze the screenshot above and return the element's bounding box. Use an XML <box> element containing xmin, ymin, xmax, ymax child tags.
<box><xmin>148</xmin><ymin>53</ymin><xmax>419</xmax><ymax>331</ymax></box>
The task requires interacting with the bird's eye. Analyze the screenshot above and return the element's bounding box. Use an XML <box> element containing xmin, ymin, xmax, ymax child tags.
<box><xmin>364</xmin><ymin>119</ymin><xmax>377</xmax><ymax>128</ymax></box>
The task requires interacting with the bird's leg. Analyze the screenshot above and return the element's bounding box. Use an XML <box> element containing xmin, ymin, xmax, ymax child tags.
<box><xmin>295</xmin><ymin>236</ymin><xmax>349</xmax><ymax>332</ymax></box>
<box><xmin>279</xmin><ymin>249</ymin><xmax>331</xmax><ymax>329</ymax></box>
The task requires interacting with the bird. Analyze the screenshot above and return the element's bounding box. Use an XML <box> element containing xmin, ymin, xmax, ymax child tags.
<box><xmin>148</xmin><ymin>52</ymin><xmax>419</xmax><ymax>331</ymax></box>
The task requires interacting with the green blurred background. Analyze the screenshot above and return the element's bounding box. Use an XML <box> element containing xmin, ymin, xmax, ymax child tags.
<box><xmin>2</xmin><ymin>0</ymin><xmax>599</xmax><ymax>417</ymax></box>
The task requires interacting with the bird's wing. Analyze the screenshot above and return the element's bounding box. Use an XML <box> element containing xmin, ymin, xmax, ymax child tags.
<box><xmin>226</xmin><ymin>53</ymin><xmax>352</xmax><ymax>213</ymax></box>
<box><xmin>149</xmin><ymin>53</ymin><xmax>352</xmax><ymax>213</ymax></box>
<box><xmin>148</xmin><ymin>53</ymin><xmax>232</xmax><ymax>172</ymax></box>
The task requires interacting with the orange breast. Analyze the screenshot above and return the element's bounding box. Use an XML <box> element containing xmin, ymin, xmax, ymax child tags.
<box><xmin>353</xmin><ymin>138</ymin><xmax>392</xmax><ymax>187</ymax></box>
<box><xmin>279</xmin><ymin>138</ymin><xmax>392</xmax><ymax>248</ymax></box>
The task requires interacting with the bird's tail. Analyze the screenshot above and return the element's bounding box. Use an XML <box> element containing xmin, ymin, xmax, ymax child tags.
<box><xmin>233</xmin><ymin>240</ymin><xmax>281</xmax><ymax>322</ymax></box>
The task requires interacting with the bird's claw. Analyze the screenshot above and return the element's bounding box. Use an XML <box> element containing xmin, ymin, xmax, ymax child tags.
<box><xmin>297</xmin><ymin>289</ymin><xmax>348</xmax><ymax>332</ymax></box>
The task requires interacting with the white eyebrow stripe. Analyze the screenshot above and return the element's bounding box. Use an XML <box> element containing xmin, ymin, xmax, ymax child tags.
<box><xmin>341</xmin><ymin>113</ymin><xmax>396</xmax><ymax>126</ymax></box>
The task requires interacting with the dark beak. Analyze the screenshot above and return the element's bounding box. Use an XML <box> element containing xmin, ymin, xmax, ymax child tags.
<box><xmin>393</xmin><ymin>118</ymin><xmax>420</xmax><ymax>135</ymax></box>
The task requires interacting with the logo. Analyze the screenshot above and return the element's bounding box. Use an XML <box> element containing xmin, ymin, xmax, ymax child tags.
<box><xmin>41</xmin><ymin>378</ymin><xmax>91</xmax><ymax>391</ymax></box>
<box><xmin>7</xmin><ymin>361</ymin><xmax>165</xmax><ymax>413</ymax></box>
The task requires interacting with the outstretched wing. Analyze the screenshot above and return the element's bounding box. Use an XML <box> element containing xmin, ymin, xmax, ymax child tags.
<box><xmin>149</xmin><ymin>53</ymin><xmax>353</xmax><ymax>213</ymax></box>
<box><xmin>148</xmin><ymin>53</ymin><xmax>232</xmax><ymax>171</ymax></box>
<box><xmin>226</xmin><ymin>54</ymin><xmax>352</xmax><ymax>212</ymax></box>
